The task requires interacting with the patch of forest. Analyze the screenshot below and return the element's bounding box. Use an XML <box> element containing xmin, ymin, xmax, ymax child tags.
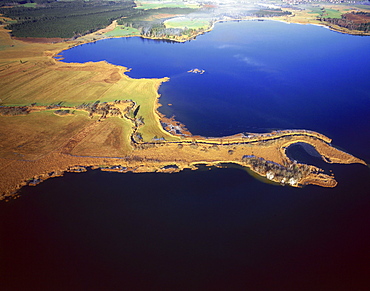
<box><xmin>322</xmin><ymin>12</ymin><xmax>370</xmax><ymax>32</ymax></box>
<box><xmin>249</xmin><ymin>8</ymin><xmax>292</xmax><ymax>18</ymax></box>
<box><xmin>0</xmin><ymin>0</ymin><xmax>138</xmax><ymax>38</ymax></box>
<box><xmin>116</xmin><ymin>7</ymin><xmax>201</xmax><ymax>38</ymax></box>
<box><xmin>0</xmin><ymin>0</ymin><xmax>200</xmax><ymax>38</ymax></box>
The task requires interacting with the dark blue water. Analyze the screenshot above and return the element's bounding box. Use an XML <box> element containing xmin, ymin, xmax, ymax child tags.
<box><xmin>1</xmin><ymin>165</ymin><xmax>369</xmax><ymax>290</ymax></box>
<box><xmin>1</xmin><ymin>21</ymin><xmax>370</xmax><ymax>290</ymax></box>
<box><xmin>61</xmin><ymin>20</ymin><xmax>370</xmax><ymax>162</ymax></box>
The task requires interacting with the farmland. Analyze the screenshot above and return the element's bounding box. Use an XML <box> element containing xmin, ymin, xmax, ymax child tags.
<box><xmin>134</xmin><ymin>1</ymin><xmax>200</xmax><ymax>10</ymax></box>
<box><xmin>104</xmin><ymin>26</ymin><xmax>141</xmax><ymax>37</ymax></box>
<box><xmin>164</xmin><ymin>17</ymin><xmax>210</xmax><ymax>30</ymax></box>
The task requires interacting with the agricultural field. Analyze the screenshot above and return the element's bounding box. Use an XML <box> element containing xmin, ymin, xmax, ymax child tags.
<box><xmin>104</xmin><ymin>26</ymin><xmax>140</xmax><ymax>37</ymax></box>
<box><xmin>164</xmin><ymin>17</ymin><xmax>210</xmax><ymax>30</ymax></box>
<box><xmin>307</xmin><ymin>6</ymin><xmax>342</xmax><ymax>19</ymax></box>
<box><xmin>322</xmin><ymin>8</ymin><xmax>342</xmax><ymax>19</ymax></box>
<box><xmin>69</xmin><ymin>116</ymin><xmax>134</xmax><ymax>157</ymax></box>
<box><xmin>20</xmin><ymin>3</ymin><xmax>37</xmax><ymax>8</ymax></box>
<box><xmin>134</xmin><ymin>1</ymin><xmax>200</xmax><ymax>10</ymax></box>
<box><xmin>0</xmin><ymin>110</ymin><xmax>93</xmax><ymax>160</ymax></box>
<box><xmin>307</xmin><ymin>6</ymin><xmax>324</xmax><ymax>17</ymax></box>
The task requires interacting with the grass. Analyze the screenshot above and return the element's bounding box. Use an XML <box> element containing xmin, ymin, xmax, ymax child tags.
<box><xmin>104</xmin><ymin>26</ymin><xmax>140</xmax><ymax>37</ymax></box>
<box><xmin>127</xmin><ymin>78</ymin><xmax>180</xmax><ymax>142</ymax></box>
<box><xmin>20</xmin><ymin>3</ymin><xmax>37</xmax><ymax>8</ymax></box>
<box><xmin>308</xmin><ymin>7</ymin><xmax>323</xmax><ymax>17</ymax></box>
<box><xmin>323</xmin><ymin>9</ymin><xmax>342</xmax><ymax>19</ymax></box>
<box><xmin>308</xmin><ymin>6</ymin><xmax>342</xmax><ymax>18</ymax></box>
<box><xmin>71</xmin><ymin>117</ymin><xmax>134</xmax><ymax>157</ymax></box>
<box><xmin>0</xmin><ymin>26</ymin><xmax>178</xmax><ymax>142</ymax></box>
<box><xmin>0</xmin><ymin>110</ymin><xmax>93</xmax><ymax>160</ymax></box>
<box><xmin>0</xmin><ymin>57</ymin><xmax>140</xmax><ymax>106</ymax></box>
<box><xmin>307</xmin><ymin>7</ymin><xmax>342</xmax><ymax>19</ymax></box>
<box><xmin>164</xmin><ymin>18</ymin><xmax>210</xmax><ymax>29</ymax></box>
<box><xmin>135</xmin><ymin>1</ymin><xmax>199</xmax><ymax>10</ymax></box>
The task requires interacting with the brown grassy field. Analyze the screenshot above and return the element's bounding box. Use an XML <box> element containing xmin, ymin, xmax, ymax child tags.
<box><xmin>0</xmin><ymin>24</ymin><xmax>176</xmax><ymax>141</ymax></box>
<box><xmin>0</xmin><ymin>111</ymin><xmax>93</xmax><ymax>160</ymax></box>
<box><xmin>70</xmin><ymin>117</ymin><xmax>134</xmax><ymax>157</ymax></box>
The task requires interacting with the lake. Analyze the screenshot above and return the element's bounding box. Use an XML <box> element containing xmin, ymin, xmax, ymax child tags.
<box><xmin>1</xmin><ymin>20</ymin><xmax>369</xmax><ymax>290</ymax></box>
<box><xmin>60</xmin><ymin>20</ymin><xmax>370</xmax><ymax>161</ymax></box>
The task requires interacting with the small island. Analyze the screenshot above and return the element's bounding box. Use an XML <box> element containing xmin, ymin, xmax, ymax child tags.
<box><xmin>188</xmin><ymin>68</ymin><xmax>205</xmax><ymax>74</ymax></box>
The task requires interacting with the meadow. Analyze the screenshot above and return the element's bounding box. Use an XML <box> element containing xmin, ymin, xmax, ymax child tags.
<box><xmin>0</xmin><ymin>110</ymin><xmax>93</xmax><ymax>160</ymax></box>
<box><xmin>323</xmin><ymin>8</ymin><xmax>342</xmax><ymax>19</ymax></box>
<box><xmin>104</xmin><ymin>26</ymin><xmax>141</xmax><ymax>37</ymax></box>
<box><xmin>134</xmin><ymin>1</ymin><xmax>199</xmax><ymax>10</ymax></box>
<box><xmin>164</xmin><ymin>18</ymin><xmax>210</xmax><ymax>30</ymax></box>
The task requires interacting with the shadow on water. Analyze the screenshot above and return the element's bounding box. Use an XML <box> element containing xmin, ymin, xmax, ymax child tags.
<box><xmin>1</xmin><ymin>165</ymin><xmax>369</xmax><ymax>291</ymax></box>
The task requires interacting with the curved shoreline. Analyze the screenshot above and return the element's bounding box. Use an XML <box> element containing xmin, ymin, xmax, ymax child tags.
<box><xmin>0</xmin><ymin>107</ymin><xmax>366</xmax><ymax>200</ymax></box>
<box><xmin>0</xmin><ymin>17</ymin><xmax>368</xmax><ymax>200</ymax></box>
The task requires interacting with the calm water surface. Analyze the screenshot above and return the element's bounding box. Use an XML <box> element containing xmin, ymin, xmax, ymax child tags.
<box><xmin>61</xmin><ymin>20</ymin><xmax>370</xmax><ymax>161</ymax></box>
<box><xmin>1</xmin><ymin>21</ymin><xmax>370</xmax><ymax>290</ymax></box>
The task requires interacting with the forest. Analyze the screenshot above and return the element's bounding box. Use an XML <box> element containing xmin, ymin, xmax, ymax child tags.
<box><xmin>0</xmin><ymin>0</ymin><xmax>138</xmax><ymax>38</ymax></box>
<box><xmin>322</xmin><ymin>12</ymin><xmax>370</xmax><ymax>32</ymax></box>
<box><xmin>0</xmin><ymin>1</ymin><xmax>292</xmax><ymax>39</ymax></box>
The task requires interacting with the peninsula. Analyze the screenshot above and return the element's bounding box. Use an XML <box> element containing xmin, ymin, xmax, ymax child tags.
<box><xmin>0</xmin><ymin>0</ymin><xmax>368</xmax><ymax>200</ymax></box>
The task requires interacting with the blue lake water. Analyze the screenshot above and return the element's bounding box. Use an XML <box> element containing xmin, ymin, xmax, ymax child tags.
<box><xmin>1</xmin><ymin>21</ymin><xmax>370</xmax><ymax>290</ymax></box>
<box><xmin>61</xmin><ymin>20</ymin><xmax>370</xmax><ymax>162</ymax></box>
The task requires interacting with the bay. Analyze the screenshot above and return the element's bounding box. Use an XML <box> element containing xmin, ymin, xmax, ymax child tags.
<box><xmin>1</xmin><ymin>20</ymin><xmax>370</xmax><ymax>290</ymax></box>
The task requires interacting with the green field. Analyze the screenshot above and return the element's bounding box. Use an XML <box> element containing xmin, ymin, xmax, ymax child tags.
<box><xmin>164</xmin><ymin>18</ymin><xmax>210</xmax><ymax>29</ymax></box>
<box><xmin>324</xmin><ymin>9</ymin><xmax>342</xmax><ymax>19</ymax></box>
<box><xmin>105</xmin><ymin>26</ymin><xmax>140</xmax><ymax>37</ymax></box>
<box><xmin>20</xmin><ymin>3</ymin><xmax>37</xmax><ymax>8</ymax></box>
<box><xmin>135</xmin><ymin>1</ymin><xmax>199</xmax><ymax>10</ymax></box>
<box><xmin>308</xmin><ymin>7</ymin><xmax>342</xmax><ymax>19</ymax></box>
<box><xmin>308</xmin><ymin>7</ymin><xmax>323</xmax><ymax>17</ymax></box>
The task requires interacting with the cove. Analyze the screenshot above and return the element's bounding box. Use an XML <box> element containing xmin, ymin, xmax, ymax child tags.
<box><xmin>60</xmin><ymin>20</ymin><xmax>370</xmax><ymax>163</ymax></box>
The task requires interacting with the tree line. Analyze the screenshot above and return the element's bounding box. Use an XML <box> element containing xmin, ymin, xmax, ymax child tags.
<box><xmin>321</xmin><ymin>12</ymin><xmax>370</xmax><ymax>33</ymax></box>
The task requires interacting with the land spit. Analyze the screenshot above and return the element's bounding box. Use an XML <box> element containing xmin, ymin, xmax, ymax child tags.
<box><xmin>0</xmin><ymin>104</ymin><xmax>366</xmax><ymax>200</ymax></box>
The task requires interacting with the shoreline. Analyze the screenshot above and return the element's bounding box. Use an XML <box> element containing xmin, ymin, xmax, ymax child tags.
<box><xmin>0</xmin><ymin>124</ymin><xmax>366</xmax><ymax>200</ymax></box>
<box><xmin>0</xmin><ymin>16</ymin><xmax>368</xmax><ymax>200</ymax></box>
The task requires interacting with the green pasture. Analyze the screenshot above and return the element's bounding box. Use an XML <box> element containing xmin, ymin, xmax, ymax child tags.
<box><xmin>135</xmin><ymin>2</ymin><xmax>199</xmax><ymax>10</ymax></box>
<box><xmin>20</xmin><ymin>3</ymin><xmax>37</xmax><ymax>8</ymax></box>
<box><xmin>164</xmin><ymin>18</ymin><xmax>210</xmax><ymax>29</ymax></box>
<box><xmin>105</xmin><ymin>26</ymin><xmax>140</xmax><ymax>37</ymax></box>
<box><xmin>308</xmin><ymin>7</ymin><xmax>342</xmax><ymax>19</ymax></box>
<box><xmin>308</xmin><ymin>7</ymin><xmax>323</xmax><ymax>17</ymax></box>
<box><xmin>323</xmin><ymin>9</ymin><xmax>342</xmax><ymax>19</ymax></box>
